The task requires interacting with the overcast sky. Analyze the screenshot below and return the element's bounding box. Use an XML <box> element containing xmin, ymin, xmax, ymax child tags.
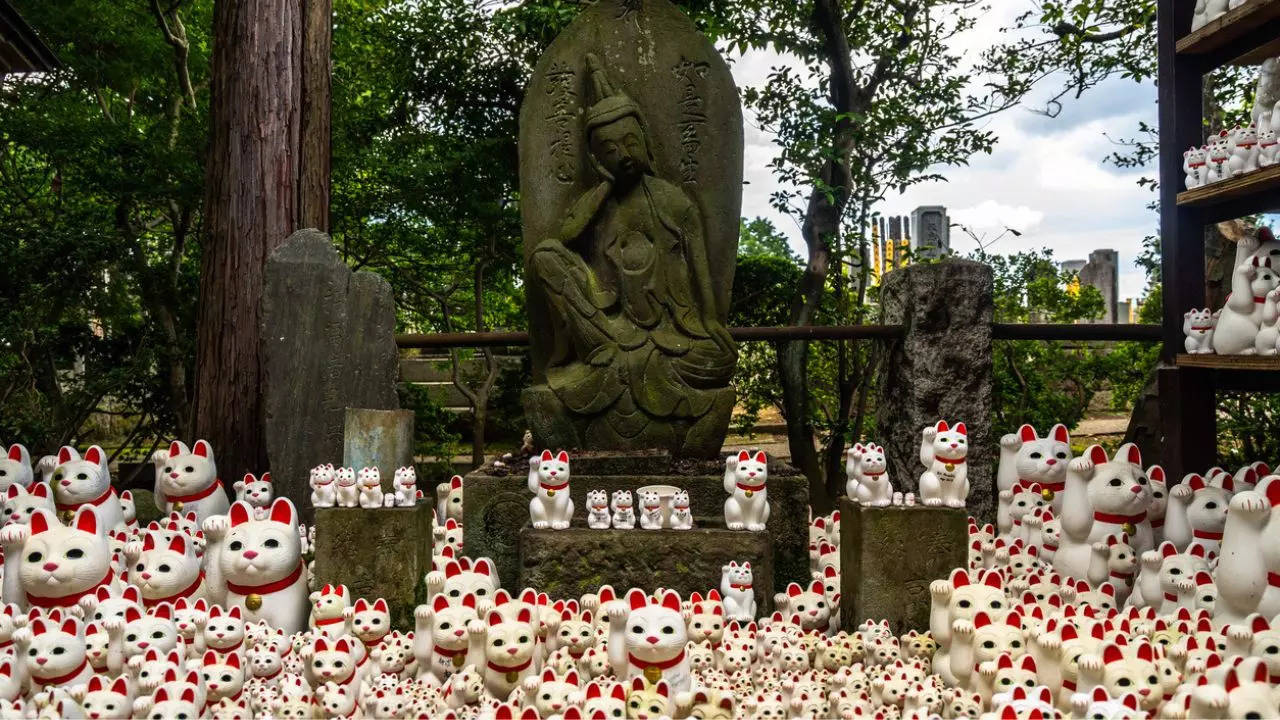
<box><xmin>725</xmin><ymin>5</ymin><xmax>1159</xmax><ymax>303</ymax></box>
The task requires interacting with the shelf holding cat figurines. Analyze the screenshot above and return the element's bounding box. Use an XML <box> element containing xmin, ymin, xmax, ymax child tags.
<box><xmin>308</xmin><ymin>462</ymin><xmax>418</xmax><ymax>510</ymax></box>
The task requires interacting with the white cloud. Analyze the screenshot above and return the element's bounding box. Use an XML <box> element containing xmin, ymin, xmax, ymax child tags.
<box><xmin>950</xmin><ymin>200</ymin><xmax>1045</xmax><ymax>235</ymax></box>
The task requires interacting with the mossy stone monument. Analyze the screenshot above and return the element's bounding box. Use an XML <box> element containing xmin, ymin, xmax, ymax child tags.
<box><xmin>519</xmin><ymin>0</ymin><xmax>743</xmax><ymax>458</ymax></box>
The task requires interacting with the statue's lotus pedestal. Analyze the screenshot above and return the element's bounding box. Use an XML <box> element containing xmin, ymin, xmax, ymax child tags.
<box><xmin>839</xmin><ymin>499</ymin><xmax>967</xmax><ymax>634</ymax></box>
<box><xmin>312</xmin><ymin>504</ymin><xmax>432</xmax><ymax>631</ymax></box>
<box><xmin>520</xmin><ymin>526</ymin><xmax>774</xmax><ymax>613</ymax></box>
<box><xmin>462</xmin><ymin>451</ymin><xmax>808</xmax><ymax>595</ymax></box>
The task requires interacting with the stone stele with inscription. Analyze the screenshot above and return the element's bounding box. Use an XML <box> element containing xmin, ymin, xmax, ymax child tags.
<box><xmin>518</xmin><ymin>0</ymin><xmax>744</xmax><ymax>458</ymax></box>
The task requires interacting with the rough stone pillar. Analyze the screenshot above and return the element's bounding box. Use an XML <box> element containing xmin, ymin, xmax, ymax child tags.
<box><xmin>839</xmin><ymin>500</ymin><xmax>967</xmax><ymax>634</ymax></box>
<box><xmin>262</xmin><ymin>229</ymin><xmax>401</xmax><ymax>520</ymax></box>
<box><xmin>876</xmin><ymin>260</ymin><xmax>994</xmax><ymax>523</ymax></box>
<box><xmin>344</xmin><ymin>409</ymin><xmax>414</xmax><ymax>493</ymax></box>
<box><xmin>312</xmin><ymin>504</ymin><xmax>431</xmax><ymax>630</ymax></box>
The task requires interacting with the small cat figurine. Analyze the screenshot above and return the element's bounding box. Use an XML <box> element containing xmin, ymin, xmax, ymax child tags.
<box><xmin>919</xmin><ymin>421</ymin><xmax>970</xmax><ymax>509</ymax></box>
<box><xmin>334</xmin><ymin>468</ymin><xmax>359</xmax><ymax>508</ymax></box>
<box><xmin>720</xmin><ymin>561</ymin><xmax>756</xmax><ymax>622</ymax></box>
<box><xmin>638</xmin><ymin>490</ymin><xmax>663</xmax><ymax>529</ymax></box>
<box><xmin>528</xmin><ymin>450</ymin><xmax>573</xmax><ymax>530</ymax></box>
<box><xmin>154</xmin><ymin>440</ymin><xmax>229</xmax><ymax>522</ymax></box>
<box><xmin>586</xmin><ymin>490</ymin><xmax>611</xmax><ymax>529</ymax></box>
<box><xmin>234</xmin><ymin>472</ymin><xmax>274</xmax><ymax>519</ymax></box>
<box><xmin>126</xmin><ymin>530</ymin><xmax>208</xmax><ymax>608</ymax></box>
<box><xmin>669</xmin><ymin>490</ymin><xmax>693</xmax><ymax>530</ymax></box>
<box><xmin>1182</xmin><ymin>308</ymin><xmax>1218</xmax><ymax>354</ymax></box>
<box><xmin>357</xmin><ymin>468</ymin><xmax>383</xmax><ymax>509</ymax></box>
<box><xmin>309</xmin><ymin>465</ymin><xmax>336</xmax><ymax>508</ymax></box>
<box><xmin>724</xmin><ymin>450</ymin><xmax>770</xmax><ymax>531</ymax></box>
<box><xmin>0</xmin><ymin>444</ymin><xmax>32</xmax><ymax>493</ymax></box>
<box><xmin>610</xmin><ymin>490</ymin><xmax>635</xmax><ymax>529</ymax></box>
<box><xmin>392</xmin><ymin>467</ymin><xmax>417</xmax><ymax>507</ymax></box>
<box><xmin>854</xmin><ymin>443</ymin><xmax>892</xmax><ymax>507</ymax></box>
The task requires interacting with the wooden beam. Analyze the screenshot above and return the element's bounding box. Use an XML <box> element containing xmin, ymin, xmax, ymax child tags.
<box><xmin>1176</xmin><ymin>353</ymin><xmax>1280</xmax><ymax>370</ymax></box>
<box><xmin>1176</xmin><ymin>165</ymin><xmax>1280</xmax><ymax>212</ymax></box>
<box><xmin>1176</xmin><ymin>0</ymin><xmax>1280</xmax><ymax>67</ymax></box>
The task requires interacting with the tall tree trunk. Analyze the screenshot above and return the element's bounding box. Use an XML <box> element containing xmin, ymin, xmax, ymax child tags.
<box><xmin>300</xmin><ymin>0</ymin><xmax>331</xmax><ymax>231</ymax></box>
<box><xmin>195</xmin><ymin>0</ymin><xmax>307</xmax><ymax>479</ymax></box>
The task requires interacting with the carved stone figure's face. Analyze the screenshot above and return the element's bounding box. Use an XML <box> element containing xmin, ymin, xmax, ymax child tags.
<box><xmin>590</xmin><ymin>116</ymin><xmax>650</xmax><ymax>182</ymax></box>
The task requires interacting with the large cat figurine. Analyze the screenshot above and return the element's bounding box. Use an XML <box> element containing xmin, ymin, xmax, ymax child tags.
<box><xmin>0</xmin><ymin>505</ymin><xmax>119</xmax><ymax>609</ymax></box>
<box><xmin>997</xmin><ymin>424</ymin><xmax>1071</xmax><ymax>533</ymax></box>
<box><xmin>606</xmin><ymin>588</ymin><xmax>691</xmax><ymax>706</ymax></box>
<box><xmin>202</xmin><ymin>499</ymin><xmax>308</xmax><ymax>634</ymax></box>
<box><xmin>528</xmin><ymin>450</ymin><xmax>573</xmax><ymax>530</ymax></box>
<box><xmin>1054</xmin><ymin>444</ymin><xmax>1153</xmax><ymax>579</ymax></box>
<box><xmin>919</xmin><ymin>421</ymin><xmax>970</xmax><ymax>508</ymax></box>
<box><xmin>50</xmin><ymin>446</ymin><xmax>124</xmax><ymax>532</ymax></box>
<box><xmin>153</xmin><ymin>440</ymin><xmax>229</xmax><ymax>522</ymax></box>
<box><xmin>1214</xmin><ymin>254</ymin><xmax>1280</xmax><ymax>354</ymax></box>
<box><xmin>724</xmin><ymin>451</ymin><xmax>770</xmax><ymax>531</ymax></box>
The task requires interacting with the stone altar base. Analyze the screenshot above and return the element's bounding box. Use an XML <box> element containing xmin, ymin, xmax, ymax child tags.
<box><xmin>839</xmin><ymin>498</ymin><xmax>967</xmax><ymax>634</ymax></box>
<box><xmin>312</xmin><ymin>504</ymin><xmax>431</xmax><ymax>631</ymax></box>
<box><xmin>519</xmin><ymin>526</ymin><xmax>773</xmax><ymax>613</ymax></box>
<box><xmin>462</xmin><ymin>451</ymin><xmax>808</xmax><ymax>594</ymax></box>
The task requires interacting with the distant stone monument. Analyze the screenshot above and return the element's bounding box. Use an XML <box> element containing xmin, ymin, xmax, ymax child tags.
<box><xmin>518</xmin><ymin>0</ymin><xmax>743</xmax><ymax>458</ymax></box>
<box><xmin>910</xmin><ymin>206</ymin><xmax>951</xmax><ymax>260</ymax></box>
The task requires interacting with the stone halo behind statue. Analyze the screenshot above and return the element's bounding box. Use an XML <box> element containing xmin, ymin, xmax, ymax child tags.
<box><xmin>518</xmin><ymin>0</ymin><xmax>744</xmax><ymax>458</ymax></box>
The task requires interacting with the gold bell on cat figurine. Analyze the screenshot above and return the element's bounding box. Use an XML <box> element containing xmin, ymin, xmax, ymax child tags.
<box><xmin>546</xmin><ymin>490</ymin><xmax>555</xmax><ymax>497</ymax></box>
<box><xmin>173</xmin><ymin>501</ymin><xmax>185</xmax><ymax>513</ymax></box>
<box><xmin>246</xmin><ymin>593</ymin><xmax>263</xmax><ymax>611</ymax></box>
<box><xmin>1122</xmin><ymin>522</ymin><xmax>1135</xmax><ymax>536</ymax></box>
<box><xmin>944</xmin><ymin>462</ymin><xmax>956</xmax><ymax>472</ymax></box>
<box><xmin>1040</xmin><ymin>487</ymin><xmax>1054</xmax><ymax>501</ymax></box>
<box><xmin>643</xmin><ymin>664</ymin><xmax>663</xmax><ymax>685</ymax></box>
<box><xmin>744</xmin><ymin>489</ymin><xmax>754</xmax><ymax>498</ymax></box>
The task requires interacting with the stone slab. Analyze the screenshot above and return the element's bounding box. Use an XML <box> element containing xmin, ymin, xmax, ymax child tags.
<box><xmin>343</xmin><ymin>408</ymin><xmax>414</xmax><ymax>492</ymax></box>
<box><xmin>261</xmin><ymin>229</ymin><xmax>401</xmax><ymax>521</ymax></box>
<box><xmin>876</xmin><ymin>260</ymin><xmax>995</xmax><ymax>523</ymax></box>
<box><xmin>312</xmin><ymin>504</ymin><xmax>431</xmax><ymax>631</ymax></box>
<box><xmin>519</xmin><ymin>526</ymin><xmax>772</xmax><ymax>612</ymax></box>
<box><xmin>839</xmin><ymin>498</ymin><xmax>968</xmax><ymax>635</ymax></box>
<box><xmin>463</xmin><ymin>457</ymin><xmax>807</xmax><ymax>594</ymax></box>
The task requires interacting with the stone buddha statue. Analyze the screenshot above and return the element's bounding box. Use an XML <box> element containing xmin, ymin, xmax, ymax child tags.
<box><xmin>524</xmin><ymin>53</ymin><xmax>736</xmax><ymax>456</ymax></box>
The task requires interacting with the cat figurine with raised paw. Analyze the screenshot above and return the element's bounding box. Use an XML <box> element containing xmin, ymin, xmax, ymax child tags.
<box><xmin>309</xmin><ymin>465</ymin><xmax>336</xmax><ymax>508</ymax></box>
<box><xmin>0</xmin><ymin>444</ymin><xmax>32</xmax><ymax>494</ymax></box>
<box><xmin>357</xmin><ymin>468</ymin><xmax>383</xmax><ymax>509</ymax></box>
<box><xmin>1183</xmin><ymin>308</ymin><xmax>1218</xmax><ymax>354</ymax></box>
<box><xmin>586</xmin><ymin>490</ymin><xmax>611</xmax><ymax>529</ymax></box>
<box><xmin>638</xmin><ymin>490</ymin><xmax>664</xmax><ymax>529</ymax></box>
<box><xmin>153</xmin><ymin>440</ymin><xmax>229</xmax><ymax>523</ymax></box>
<box><xmin>233</xmin><ymin>472</ymin><xmax>274</xmax><ymax>519</ymax></box>
<box><xmin>918</xmin><ymin>421</ymin><xmax>970</xmax><ymax>509</ymax></box>
<box><xmin>719</xmin><ymin>561</ymin><xmax>756</xmax><ymax>622</ymax></box>
<box><xmin>528</xmin><ymin>450</ymin><xmax>573</xmax><ymax>530</ymax></box>
<box><xmin>610</xmin><ymin>490</ymin><xmax>635</xmax><ymax>529</ymax></box>
<box><xmin>724</xmin><ymin>450</ymin><xmax>770</xmax><ymax>531</ymax></box>
<box><xmin>853</xmin><ymin>443</ymin><xmax>892</xmax><ymax>507</ymax></box>
<box><xmin>334</xmin><ymin>468</ymin><xmax>359</xmax><ymax>508</ymax></box>
<box><xmin>393</xmin><ymin>467</ymin><xmax>417</xmax><ymax>507</ymax></box>
<box><xmin>669</xmin><ymin>489</ymin><xmax>693</xmax><ymax>530</ymax></box>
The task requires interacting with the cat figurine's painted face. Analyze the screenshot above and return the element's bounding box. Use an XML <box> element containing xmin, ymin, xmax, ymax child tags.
<box><xmin>357</xmin><ymin>467</ymin><xmax>380</xmax><ymax>490</ymax></box>
<box><xmin>24</xmin><ymin>616</ymin><xmax>87</xmax><ymax>681</ymax></box>
<box><xmin>587</xmin><ymin>490</ymin><xmax>609</xmax><ymax>511</ymax></box>
<box><xmin>235</xmin><ymin>473</ymin><xmax>273</xmax><ymax>507</ymax></box>
<box><xmin>20</xmin><ymin>506</ymin><xmax>112</xmax><ymax>597</ymax></box>
<box><xmin>439</xmin><ymin>558</ymin><xmax>497</xmax><ymax>602</ymax></box>
<box><xmin>311</xmin><ymin>584</ymin><xmax>350</xmax><ymax>620</ymax></box>
<box><xmin>201</xmin><ymin>649</ymin><xmax>246</xmax><ymax>702</ymax></box>
<box><xmin>1082</xmin><ymin>445</ymin><xmax>1151</xmax><ymax>516</ymax></box>
<box><xmin>334</xmin><ymin>467</ymin><xmax>357</xmax><ymax>488</ymax></box>
<box><xmin>732</xmin><ymin>451</ymin><xmax>768</xmax><ymax>485</ymax></box>
<box><xmin>201</xmin><ymin>605</ymin><xmax>245</xmax><ymax>652</ymax></box>
<box><xmin>931</xmin><ymin>422</ymin><xmax>968</xmax><ymax>460</ymax></box>
<box><xmin>611</xmin><ymin>490</ymin><xmax>633</xmax><ymax>511</ymax></box>
<box><xmin>123</xmin><ymin>603</ymin><xmax>179</xmax><ymax>657</ymax></box>
<box><xmin>349</xmin><ymin>597</ymin><xmax>389</xmax><ymax>642</ymax></box>
<box><xmin>484</xmin><ymin>607</ymin><xmax>537</xmax><ymax>665</ymax></box>
<box><xmin>50</xmin><ymin>445</ymin><xmax>110</xmax><ymax>503</ymax></box>
<box><xmin>393</xmin><ymin>467</ymin><xmax>416</xmax><ymax>491</ymax></box>
<box><xmin>149</xmin><ymin>685</ymin><xmax>200</xmax><ymax>720</ymax></box>
<box><xmin>531</xmin><ymin>668</ymin><xmax>581</xmax><ymax>717</ymax></box>
<box><xmin>583</xmin><ymin>679</ymin><xmax>627</xmax><ymax>719</ymax></box>
<box><xmin>723</xmin><ymin>561</ymin><xmax>752</xmax><ymax>589</ymax></box>
<box><xmin>3</xmin><ymin>482</ymin><xmax>53</xmax><ymax>526</ymax></box>
<box><xmin>220</xmin><ymin>500</ymin><xmax>302</xmax><ymax>587</ymax></box>
<box><xmin>81</xmin><ymin>674</ymin><xmax>133</xmax><ymax>720</ymax></box>
<box><xmin>627</xmin><ymin>676</ymin><xmax>670</xmax><ymax>720</ymax></box>
<box><xmin>536</xmin><ymin>450</ymin><xmax>570</xmax><ymax>483</ymax></box>
<box><xmin>1013</xmin><ymin>424</ymin><xmax>1070</xmax><ymax>486</ymax></box>
<box><xmin>1183</xmin><ymin>308</ymin><xmax>1215</xmax><ymax>338</ymax></box>
<box><xmin>639</xmin><ymin>491</ymin><xmax>661</xmax><ymax>512</ymax></box>
<box><xmin>782</xmin><ymin>581</ymin><xmax>829</xmax><ymax>631</ymax></box>
<box><xmin>429</xmin><ymin>593</ymin><xmax>478</xmax><ymax>650</ymax></box>
<box><xmin>132</xmin><ymin>531</ymin><xmax>201</xmax><ymax>603</ymax></box>
<box><xmin>0</xmin><ymin>445</ymin><xmax>32</xmax><ymax>492</ymax></box>
<box><xmin>947</xmin><ymin>569</ymin><xmax>1007</xmax><ymax>624</ymax></box>
<box><xmin>1094</xmin><ymin>642</ymin><xmax>1162</xmax><ymax>711</ymax></box>
<box><xmin>440</xmin><ymin>518</ymin><xmax>462</xmax><ymax>552</ymax></box>
<box><xmin>672</xmin><ymin>490</ymin><xmax>691</xmax><ymax>511</ymax></box>
<box><xmin>859</xmin><ymin>445</ymin><xmax>887</xmax><ymax>475</ymax></box>
<box><xmin>623</xmin><ymin>588</ymin><xmax>687</xmax><ymax>663</ymax></box>
<box><xmin>309</xmin><ymin>465</ymin><xmax>334</xmax><ymax>489</ymax></box>
<box><xmin>157</xmin><ymin>440</ymin><xmax>217</xmax><ymax>497</ymax></box>
<box><xmin>1183</xmin><ymin>474</ymin><xmax>1231</xmax><ymax>535</ymax></box>
<box><xmin>309</xmin><ymin>636</ymin><xmax>357</xmax><ymax>684</ymax></box>
<box><xmin>439</xmin><ymin>475</ymin><xmax>464</xmax><ymax>521</ymax></box>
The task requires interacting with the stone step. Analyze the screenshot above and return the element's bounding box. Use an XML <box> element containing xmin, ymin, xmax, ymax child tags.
<box><xmin>518</xmin><ymin>526</ymin><xmax>774</xmax><ymax>613</ymax></box>
<box><xmin>462</xmin><ymin>469</ymin><xmax>808</xmax><ymax>594</ymax></box>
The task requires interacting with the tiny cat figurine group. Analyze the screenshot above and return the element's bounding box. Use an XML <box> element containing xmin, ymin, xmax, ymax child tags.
<box><xmin>1183</xmin><ymin>227</ymin><xmax>1280</xmax><ymax>355</ymax></box>
<box><xmin>527</xmin><ymin>448</ymin><xmax>699</xmax><ymax>530</ymax></box>
<box><xmin>1183</xmin><ymin>57</ymin><xmax>1280</xmax><ymax>189</ymax></box>
<box><xmin>842</xmin><ymin>421</ymin><xmax>971</xmax><ymax>509</ymax></box>
<box><xmin>309</xmin><ymin>464</ymin><xmax>419</xmax><ymax>509</ymax></box>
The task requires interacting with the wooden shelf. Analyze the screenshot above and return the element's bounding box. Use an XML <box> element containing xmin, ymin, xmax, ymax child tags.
<box><xmin>1176</xmin><ymin>353</ymin><xmax>1280</xmax><ymax>370</ymax></box>
<box><xmin>1176</xmin><ymin>164</ymin><xmax>1280</xmax><ymax>214</ymax></box>
<box><xmin>1176</xmin><ymin>0</ymin><xmax>1280</xmax><ymax>66</ymax></box>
